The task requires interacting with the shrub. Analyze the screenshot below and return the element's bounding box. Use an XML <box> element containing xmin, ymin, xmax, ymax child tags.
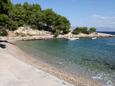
<box><xmin>7</xmin><ymin>21</ymin><xmax>18</xmax><ymax>31</ymax></box>
<box><xmin>72</xmin><ymin>27</ymin><xmax>96</xmax><ymax>34</ymax></box>
<box><xmin>89</xmin><ymin>27</ymin><xmax>96</xmax><ymax>33</ymax></box>
<box><xmin>53</xmin><ymin>30</ymin><xmax>60</xmax><ymax>38</ymax></box>
<box><xmin>72</xmin><ymin>27</ymin><xmax>89</xmax><ymax>34</ymax></box>
<box><xmin>0</xmin><ymin>29</ymin><xmax>8</xmax><ymax>36</ymax></box>
<box><xmin>72</xmin><ymin>27</ymin><xmax>79</xmax><ymax>34</ymax></box>
<box><xmin>0</xmin><ymin>14</ymin><xmax>9</xmax><ymax>27</ymax></box>
<box><xmin>62</xmin><ymin>29</ymin><xmax>70</xmax><ymax>34</ymax></box>
<box><xmin>15</xmin><ymin>32</ymin><xmax>25</xmax><ymax>37</ymax></box>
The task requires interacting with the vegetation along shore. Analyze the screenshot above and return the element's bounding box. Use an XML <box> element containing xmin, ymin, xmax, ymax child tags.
<box><xmin>0</xmin><ymin>0</ymin><xmax>114</xmax><ymax>41</ymax></box>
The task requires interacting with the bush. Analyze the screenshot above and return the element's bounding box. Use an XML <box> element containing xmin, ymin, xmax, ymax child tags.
<box><xmin>0</xmin><ymin>14</ymin><xmax>9</xmax><ymax>27</ymax></box>
<box><xmin>72</xmin><ymin>27</ymin><xmax>96</xmax><ymax>34</ymax></box>
<box><xmin>72</xmin><ymin>27</ymin><xmax>79</xmax><ymax>34</ymax></box>
<box><xmin>62</xmin><ymin>29</ymin><xmax>70</xmax><ymax>34</ymax></box>
<box><xmin>72</xmin><ymin>27</ymin><xmax>89</xmax><ymax>34</ymax></box>
<box><xmin>53</xmin><ymin>30</ymin><xmax>60</xmax><ymax>38</ymax></box>
<box><xmin>0</xmin><ymin>29</ymin><xmax>8</xmax><ymax>36</ymax></box>
<box><xmin>7</xmin><ymin>21</ymin><xmax>18</xmax><ymax>31</ymax></box>
<box><xmin>89</xmin><ymin>27</ymin><xmax>96</xmax><ymax>33</ymax></box>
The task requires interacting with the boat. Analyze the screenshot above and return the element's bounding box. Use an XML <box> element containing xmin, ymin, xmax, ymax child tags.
<box><xmin>67</xmin><ymin>37</ymin><xmax>79</xmax><ymax>40</ymax></box>
<box><xmin>92</xmin><ymin>37</ymin><xmax>97</xmax><ymax>40</ymax></box>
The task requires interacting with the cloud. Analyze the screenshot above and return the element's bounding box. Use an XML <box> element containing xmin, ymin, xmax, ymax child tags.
<box><xmin>92</xmin><ymin>14</ymin><xmax>115</xmax><ymax>19</ymax></box>
<box><xmin>91</xmin><ymin>14</ymin><xmax>115</xmax><ymax>29</ymax></box>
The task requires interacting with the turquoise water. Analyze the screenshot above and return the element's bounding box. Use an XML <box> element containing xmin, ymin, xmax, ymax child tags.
<box><xmin>15</xmin><ymin>38</ymin><xmax>115</xmax><ymax>86</ymax></box>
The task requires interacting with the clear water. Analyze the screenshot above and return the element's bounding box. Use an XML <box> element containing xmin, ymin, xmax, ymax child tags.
<box><xmin>98</xmin><ymin>32</ymin><xmax>115</xmax><ymax>35</ymax></box>
<box><xmin>15</xmin><ymin>38</ymin><xmax>115</xmax><ymax>86</ymax></box>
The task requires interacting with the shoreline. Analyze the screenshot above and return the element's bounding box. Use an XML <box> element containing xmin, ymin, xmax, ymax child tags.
<box><xmin>0</xmin><ymin>32</ymin><xmax>115</xmax><ymax>42</ymax></box>
<box><xmin>4</xmin><ymin>41</ymin><xmax>103</xmax><ymax>86</ymax></box>
<box><xmin>0</xmin><ymin>42</ymin><xmax>74</xmax><ymax>86</ymax></box>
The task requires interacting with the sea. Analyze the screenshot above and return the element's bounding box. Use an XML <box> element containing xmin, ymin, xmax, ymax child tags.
<box><xmin>98</xmin><ymin>31</ymin><xmax>115</xmax><ymax>35</ymax></box>
<box><xmin>15</xmin><ymin>34</ymin><xmax>115</xmax><ymax>86</ymax></box>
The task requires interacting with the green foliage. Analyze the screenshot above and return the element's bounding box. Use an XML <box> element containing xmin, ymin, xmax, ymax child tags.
<box><xmin>43</xmin><ymin>9</ymin><xmax>57</xmax><ymax>31</ymax></box>
<box><xmin>0</xmin><ymin>14</ymin><xmax>9</xmax><ymax>27</ymax></box>
<box><xmin>0</xmin><ymin>0</ymin><xmax>12</xmax><ymax>15</ymax></box>
<box><xmin>72</xmin><ymin>27</ymin><xmax>89</xmax><ymax>34</ymax></box>
<box><xmin>0</xmin><ymin>29</ymin><xmax>8</xmax><ymax>36</ymax></box>
<box><xmin>0</xmin><ymin>0</ymin><xmax>71</xmax><ymax>36</ymax></box>
<box><xmin>54</xmin><ymin>30</ymin><xmax>60</xmax><ymax>38</ymax></box>
<box><xmin>72</xmin><ymin>27</ymin><xmax>96</xmax><ymax>34</ymax></box>
<box><xmin>53</xmin><ymin>15</ymin><xmax>70</xmax><ymax>34</ymax></box>
<box><xmin>23</xmin><ymin>2</ymin><xmax>42</xmax><ymax>25</ymax></box>
<box><xmin>89</xmin><ymin>27</ymin><xmax>96</xmax><ymax>33</ymax></box>
<box><xmin>7</xmin><ymin>20</ymin><xmax>18</xmax><ymax>31</ymax></box>
<box><xmin>72</xmin><ymin>27</ymin><xmax>79</xmax><ymax>34</ymax></box>
<box><xmin>0</xmin><ymin>0</ymin><xmax>12</xmax><ymax>28</ymax></box>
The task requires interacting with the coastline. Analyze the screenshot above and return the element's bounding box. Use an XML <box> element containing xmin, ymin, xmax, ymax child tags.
<box><xmin>58</xmin><ymin>32</ymin><xmax>115</xmax><ymax>39</ymax></box>
<box><xmin>1</xmin><ymin>41</ymin><xmax>103</xmax><ymax>86</ymax></box>
<box><xmin>0</xmin><ymin>42</ymin><xmax>74</xmax><ymax>86</ymax></box>
<box><xmin>0</xmin><ymin>32</ymin><xmax>114</xmax><ymax>42</ymax></box>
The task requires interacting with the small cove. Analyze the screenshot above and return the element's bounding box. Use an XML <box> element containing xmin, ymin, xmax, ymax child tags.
<box><xmin>15</xmin><ymin>38</ymin><xmax>115</xmax><ymax>86</ymax></box>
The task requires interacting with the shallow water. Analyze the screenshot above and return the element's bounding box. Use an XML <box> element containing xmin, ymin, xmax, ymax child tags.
<box><xmin>15</xmin><ymin>38</ymin><xmax>115</xmax><ymax>86</ymax></box>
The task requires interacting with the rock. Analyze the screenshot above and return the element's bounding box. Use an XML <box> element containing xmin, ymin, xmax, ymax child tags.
<box><xmin>14</xmin><ymin>26</ymin><xmax>51</xmax><ymax>36</ymax></box>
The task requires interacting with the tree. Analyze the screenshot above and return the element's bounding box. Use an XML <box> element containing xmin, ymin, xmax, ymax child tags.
<box><xmin>0</xmin><ymin>0</ymin><xmax>12</xmax><ymax>15</ymax></box>
<box><xmin>7</xmin><ymin>20</ymin><xmax>18</xmax><ymax>31</ymax></box>
<box><xmin>72</xmin><ymin>27</ymin><xmax>79</xmax><ymax>34</ymax></box>
<box><xmin>11</xmin><ymin>4</ymin><xmax>25</xmax><ymax>26</ymax></box>
<box><xmin>23</xmin><ymin>2</ymin><xmax>43</xmax><ymax>29</ymax></box>
<box><xmin>23</xmin><ymin>2</ymin><xmax>34</xmax><ymax>24</ymax></box>
<box><xmin>0</xmin><ymin>29</ymin><xmax>8</xmax><ymax>36</ymax></box>
<box><xmin>0</xmin><ymin>0</ymin><xmax>12</xmax><ymax>28</ymax></box>
<box><xmin>0</xmin><ymin>0</ymin><xmax>71</xmax><ymax>35</ymax></box>
<box><xmin>89</xmin><ymin>27</ymin><xmax>96</xmax><ymax>33</ymax></box>
<box><xmin>53</xmin><ymin>15</ymin><xmax>70</xmax><ymax>34</ymax></box>
<box><xmin>80</xmin><ymin>27</ymin><xmax>88</xmax><ymax>34</ymax></box>
<box><xmin>43</xmin><ymin>9</ymin><xmax>70</xmax><ymax>35</ymax></box>
<box><xmin>43</xmin><ymin>9</ymin><xmax>57</xmax><ymax>31</ymax></box>
<box><xmin>72</xmin><ymin>27</ymin><xmax>96</xmax><ymax>34</ymax></box>
<box><xmin>0</xmin><ymin>14</ymin><xmax>9</xmax><ymax>27</ymax></box>
<box><xmin>72</xmin><ymin>27</ymin><xmax>88</xmax><ymax>34</ymax></box>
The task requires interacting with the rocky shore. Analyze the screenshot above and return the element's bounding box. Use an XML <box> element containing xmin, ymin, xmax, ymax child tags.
<box><xmin>0</xmin><ymin>27</ymin><xmax>114</xmax><ymax>41</ymax></box>
<box><xmin>58</xmin><ymin>32</ymin><xmax>114</xmax><ymax>39</ymax></box>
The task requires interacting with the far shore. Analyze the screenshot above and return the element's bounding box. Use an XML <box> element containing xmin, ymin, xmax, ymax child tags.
<box><xmin>0</xmin><ymin>32</ymin><xmax>114</xmax><ymax>42</ymax></box>
<box><xmin>0</xmin><ymin>26</ymin><xmax>115</xmax><ymax>41</ymax></box>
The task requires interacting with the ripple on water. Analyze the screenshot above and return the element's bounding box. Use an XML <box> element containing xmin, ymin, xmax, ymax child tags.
<box><xmin>15</xmin><ymin>38</ymin><xmax>115</xmax><ymax>86</ymax></box>
<box><xmin>92</xmin><ymin>73</ymin><xmax>113</xmax><ymax>86</ymax></box>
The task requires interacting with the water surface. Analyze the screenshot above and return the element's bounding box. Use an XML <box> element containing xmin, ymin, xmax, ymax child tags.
<box><xmin>15</xmin><ymin>38</ymin><xmax>115</xmax><ymax>86</ymax></box>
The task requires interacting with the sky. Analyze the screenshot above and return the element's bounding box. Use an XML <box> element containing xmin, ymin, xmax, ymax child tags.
<box><xmin>12</xmin><ymin>0</ymin><xmax>115</xmax><ymax>31</ymax></box>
